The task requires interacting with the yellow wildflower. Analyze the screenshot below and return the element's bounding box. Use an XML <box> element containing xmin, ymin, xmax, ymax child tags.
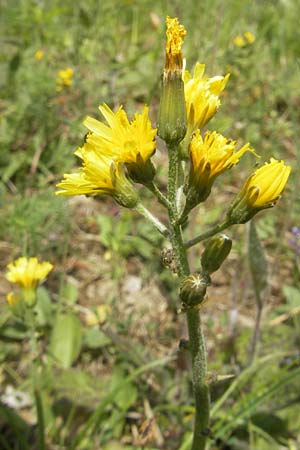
<box><xmin>56</xmin><ymin>67</ymin><xmax>74</xmax><ymax>91</ymax></box>
<box><xmin>165</xmin><ymin>16</ymin><xmax>186</xmax><ymax>73</ymax></box>
<box><xmin>181</xmin><ymin>63</ymin><xmax>230</xmax><ymax>153</ymax></box>
<box><xmin>184</xmin><ymin>130</ymin><xmax>255</xmax><ymax>209</ymax></box>
<box><xmin>83</xmin><ymin>104</ymin><xmax>157</xmax><ymax>184</ymax></box>
<box><xmin>56</xmin><ymin>144</ymin><xmax>139</xmax><ymax>208</ymax></box>
<box><xmin>34</xmin><ymin>50</ymin><xmax>44</xmax><ymax>61</ymax></box>
<box><xmin>233</xmin><ymin>35</ymin><xmax>245</xmax><ymax>47</ymax></box>
<box><xmin>158</xmin><ymin>16</ymin><xmax>187</xmax><ymax>144</ymax></box>
<box><xmin>6</xmin><ymin>257</ymin><xmax>53</xmax><ymax>307</ymax></box>
<box><xmin>228</xmin><ymin>158</ymin><xmax>291</xmax><ymax>223</ymax></box>
<box><xmin>6</xmin><ymin>257</ymin><xmax>53</xmax><ymax>290</ymax></box>
<box><xmin>84</xmin><ymin>105</ymin><xmax>156</xmax><ymax>163</ymax></box>
<box><xmin>244</xmin><ymin>31</ymin><xmax>255</xmax><ymax>44</ymax></box>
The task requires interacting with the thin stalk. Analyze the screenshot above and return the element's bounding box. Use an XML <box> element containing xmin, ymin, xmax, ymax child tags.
<box><xmin>135</xmin><ymin>203</ymin><xmax>169</xmax><ymax>237</ymax></box>
<box><xmin>249</xmin><ymin>300</ymin><xmax>263</xmax><ymax>364</ymax></box>
<box><xmin>27</xmin><ymin>308</ymin><xmax>45</xmax><ymax>450</ymax></box>
<box><xmin>34</xmin><ymin>389</ymin><xmax>45</xmax><ymax>450</ymax></box>
<box><xmin>184</xmin><ymin>220</ymin><xmax>231</xmax><ymax>249</ymax></box>
<box><xmin>167</xmin><ymin>143</ymin><xmax>210</xmax><ymax>450</ymax></box>
<box><xmin>147</xmin><ymin>181</ymin><xmax>172</xmax><ymax>209</ymax></box>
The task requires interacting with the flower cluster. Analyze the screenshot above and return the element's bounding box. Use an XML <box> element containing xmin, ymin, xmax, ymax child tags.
<box><xmin>56</xmin><ymin>15</ymin><xmax>291</xmax><ymax>225</ymax></box>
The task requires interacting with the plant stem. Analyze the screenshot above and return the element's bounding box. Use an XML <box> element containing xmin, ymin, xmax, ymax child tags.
<box><xmin>27</xmin><ymin>308</ymin><xmax>45</xmax><ymax>450</ymax></box>
<box><xmin>249</xmin><ymin>299</ymin><xmax>263</xmax><ymax>364</ymax></box>
<box><xmin>135</xmin><ymin>203</ymin><xmax>169</xmax><ymax>237</ymax></box>
<box><xmin>167</xmin><ymin>143</ymin><xmax>210</xmax><ymax>450</ymax></box>
<box><xmin>147</xmin><ymin>181</ymin><xmax>172</xmax><ymax>209</ymax></box>
<box><xmin>184</xmin><ymin>220</ymin><xmax>231</xmax><ymax>249</ymax></box>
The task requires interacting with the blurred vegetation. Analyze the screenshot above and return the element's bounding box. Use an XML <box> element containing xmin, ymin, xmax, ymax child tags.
<box><xmin>0</xmin><ymin>0</ymin><xmax>300</xmax><ymax>449</ymax></box>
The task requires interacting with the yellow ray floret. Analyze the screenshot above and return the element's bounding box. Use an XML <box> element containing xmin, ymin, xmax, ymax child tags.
<box><xmin>165</xmin><ymin>16</ymin><xmax>186</xmax><ymax>72</ymax></box>
<box><xmin>84</xmin><ymin>104</ymin><xmax>156</xmax><ymax>165</ymax></box>
<box><xmin>6</xmin><ymin>257</ymin><xmax>53</xmax><ymax>290</ymax></box>
<box><xmin>183</xmin><ymin>63</ymin><xmax>230</xmax><ymax>136</ymax></box>
<box><xmin>56</xmin><ymin>145</ymin><xmax>139</xmax><ymax>208</ymax></box>
<box><xmin>240</xmin><ymin>158</ymin><xmax>291</xmax><ymax>208</ymax></box>
<box><xmin>184</xmin><ymin>130</ymin><xmax>255</xmax><ymax>208</ymax></box>
<box><xmin>190</xmin><ymin>130</ymin><xmax>255</xmax><ymax>178</ymax></box>
<box><xmin>228</xmin><ymin>158</ymin><xmax>291</xmax><ymax>223</ymax></box>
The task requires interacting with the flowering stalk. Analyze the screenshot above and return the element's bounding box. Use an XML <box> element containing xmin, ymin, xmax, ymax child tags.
<box><xmin>6</xmin><ymin>257</ymin><xmax>52</xmax><ymax>450</ymax></box>
<box><xmin>54</xmin><ymin>14</ymin><xmax>291</xmax><ymax>450</ymax></box>
<box><xmin>166</xmin><ymin>139</ymin><xmax>210</xmax><ymax>450</ymax></box>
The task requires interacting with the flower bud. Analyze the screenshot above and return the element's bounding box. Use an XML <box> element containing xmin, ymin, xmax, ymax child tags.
<box><xmin>158</xmin><ymin>76</ymin><xmax>187</xmax><ymax>144</ymax></box>
<box><xmin>158</xmin><ymin>17</ymin><xmax>187</xmax><ymax>144</ymax></box>
<box><xmin>201</xmin><ymin>234</ymin><xmax>232</xmax><ymax>274</ymax></box>
<box><xmin>227</xmin><ymin>158</ymin><xmax>291</xmax><ymax>224</ymax></box>
<box><xmin>179</xmin><ymin>273</ymin><xmax>209</xmax><ymax>311</ymax></box>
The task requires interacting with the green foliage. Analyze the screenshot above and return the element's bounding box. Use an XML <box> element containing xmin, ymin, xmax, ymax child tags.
<box><xmin>49</xmin><ymin>313</ymin><xmax>83</xmax><ymax>368</ymax></box>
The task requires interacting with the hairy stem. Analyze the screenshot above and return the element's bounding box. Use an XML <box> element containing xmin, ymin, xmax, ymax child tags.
<box><xmin>167</xmin><ymin>143</ymin><xmax>210</xmax><ymax>450</ymax></box>
<box><xmin>135</xmin><ymin>203</ymin><xmax>169</xmax><ymax>237</ymax></box>
<box><xmin>184</xmin><ymin>220</ymin><xmax>231</xmax><ymax>249</ymax></box>
<box><xmin>147</xmin><ymin>181</ymin><xmax>172</xmax><ymax>209</ymax></box>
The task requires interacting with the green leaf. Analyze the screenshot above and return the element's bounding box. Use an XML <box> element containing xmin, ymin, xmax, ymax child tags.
<box><xmin>283</xmin><ymin>285</ymin><xmax>300</xmax><ymax>309</ymax></box>
<box><xmin>49</xmin><ymin>313</ymin><xmax>82</xmax><ymax>368</ymax></box>
<box><xmin>35</xmin><ymin>287</ymin><xmax>53</xmax><ymax>327</ymax></box>
<box><xmin>59</xmin><ymin>281</ymin><xmax>78</xmax><ymax>304</ymax></box>
<box><xmin>110</xmin><ymin>367</ymin><xmax>138</xmax><ymax>411</ymax></box>
<box><xmin>83</xmin><ymin>328</ymin><xmax>111</xmax><ymax>349</ymax></box>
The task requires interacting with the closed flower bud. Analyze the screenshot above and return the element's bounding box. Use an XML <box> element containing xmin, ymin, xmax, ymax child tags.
<box><xmin>158</xmin><ymin>17</ymin><xmax>187</xmax><ymax>144</ymax></box>
<box><xmin>201</xmin><ymin>234</ymin><xmax>232</xmax><ymax>274</ymax></box>
<box><xmin>179</xmin><ymin>273</ymin><xmax>209</xmax><ymax>311</ymax></box>
<box><xmin>227</xmin><ymin>158</ymin><xmax>291</xmax><ymax>224</ymax></box>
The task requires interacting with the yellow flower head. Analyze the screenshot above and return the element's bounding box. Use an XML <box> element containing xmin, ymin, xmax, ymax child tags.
<box><xmin>34</xmin><ymin>50</ymin><xmax>44</xmax><ymax>61</ymax></box>
<box><xmin>184</xmin><ymin>130</ymin><xmax>255</xmax><ymax>208</ymax></box>
<box><xmin>244</xmin><ymin>31</ymin><xmax>255</xmax><ymax>44</ymax></box>
<box><xmin>84</xmin><ymin>104</ymin><xmax>157</xmax><ymax>183</ymax></box>
<box><xmin>228</xmin><ymin>158</ymin><xmax>291</xmax><ymax>223</ymax></box>
<box><xmin>6</xmin><ymin>257</ymin><xmax>53</xmax><ymax>290</ymax></box>
<box><xmin>56</xmin><ymin>144</ymin><xmax>139</xmax><ymax>208</ymax></box>
<box><xmin>164</xmin><ymin>16</ymin><xmax>186</xmax><ymax>73</ymax></box>
<box><xmin>233</xmin><ymin>35</ymin><xmax>245</xmax><ymax>47</ymax></box>
<box><xmin>56</xmin><ymin>67</ymin><xmax>74</xmax><ymax>91</ymax></box>
<box><xmin>182</xmin><ymin>63</ymin><xmax>230</xmax><ymax>148</ymax></box>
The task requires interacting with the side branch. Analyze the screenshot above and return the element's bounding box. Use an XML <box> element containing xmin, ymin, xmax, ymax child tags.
<box><xmin>135</xmin><ymin>203</ymin><xmax>169</xmax><ymax>237</ymax></box>
<box><xmin>184</xmin><ymin>220</ymin><xmax>231</xmax><ymax>248</ymax></box>
<box><xmin>147</xmin><ymin>182</ymin><xmax>172</xmax><ymax>209</ymax></box>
